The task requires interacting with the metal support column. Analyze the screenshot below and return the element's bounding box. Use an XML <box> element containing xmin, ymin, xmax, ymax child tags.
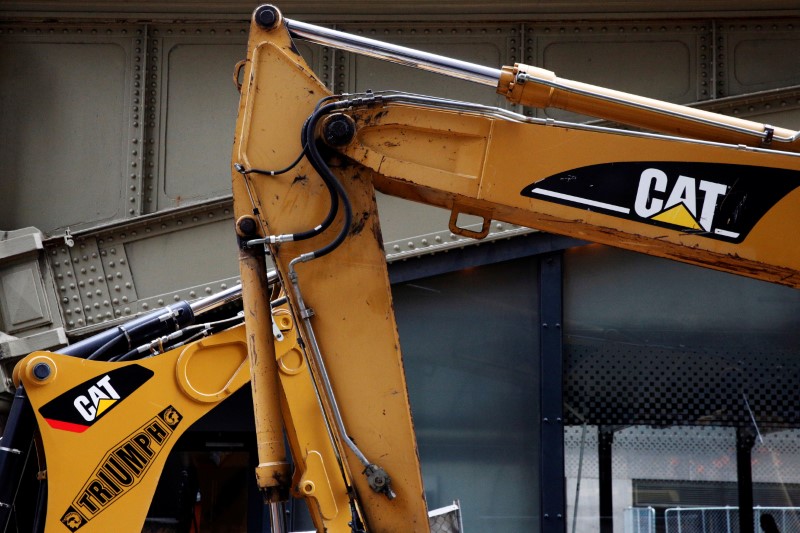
<box><xmin>737</xmin><ymin>427</ymin><xmax>756</xmax><ymax>533</ymax></box>
<box><xmin>540</xmin><ymin>252</ymin><xmax>566</xmax><ymax>533</ymax></box>
<box><xmin>599</xmin><ymin>426</ymin><xmax>614</xmax><ymax>533</ymax></box>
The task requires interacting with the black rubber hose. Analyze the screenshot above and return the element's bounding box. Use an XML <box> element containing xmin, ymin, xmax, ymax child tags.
<box><xmin>64</xmin><ymin>301</ymin><xmax>194</xmax><ymax>361</ymax></box>
<box><xmin>302</xmin><ymin>102</ymin><xmax>353</xmax><ymax>259</ymax></box>
<box><xmin>235</xmin><ymin>114</ymin><xmax>340</xmax><ymax>244</ymax></box>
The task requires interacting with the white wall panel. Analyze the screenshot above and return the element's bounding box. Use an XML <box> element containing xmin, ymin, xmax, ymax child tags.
<box><xmin>148</xmin><ymin>27</ymin><xmax>247</xmax><ymax>211</ymax></box>
<box><xmin>0</xmin><ymin>31</ymin><xmax>137</xmax><ymax>235</ymax></box>
<box><xmin>722</xmin><ymin>20</ymin><xmax>800</xmax><ymax>97</ymax></box>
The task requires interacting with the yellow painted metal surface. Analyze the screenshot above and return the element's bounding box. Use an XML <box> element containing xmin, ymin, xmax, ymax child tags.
<box><xmin>238</xmin><ymin>241</ymin><xmax>290</xmax><ymax>501</ymax></box>
<box><xmin>15</xmin><ymin>326</ymin><xmax>250</xmax><ymax>532</ymax></box>
<box><xmin>272</xmin><ymin>305</ymin><xmax>356</xmax><ymax>531</ymax></box>
<box><xmin>497</xmin><ymin>63</ymin><xmax>800</xmax><ymax>151</ymax></box>
<box><xmin>342</xmin><ymin>104</ymin><xmax>800</xmax><ymax>287</ymax></box>
<box><xmin>231</xmin><ymin>10</ymin><xmax>430</xmax><ymax>532</ymax></box>
<box><xmin>228</xmin><ymin>8</ymin><xmax>800</xmax><ymax>533</ymax></box>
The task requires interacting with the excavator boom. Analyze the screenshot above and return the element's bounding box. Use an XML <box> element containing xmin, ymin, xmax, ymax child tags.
<box><xmin>230</xmin><ymin>5</ymin><xmax>800</xmax><ymax>531</ymax></box>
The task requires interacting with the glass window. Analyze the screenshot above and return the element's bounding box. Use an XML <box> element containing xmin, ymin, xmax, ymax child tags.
<box><xmin>563</xmin><ymin>245</ymin><xmax>800</xmax><ymax>533</ymax></box>
<box><xmin>392</xmin><ymin>257</ymin><xmax>540</xmax><ymax>531</ymax></box>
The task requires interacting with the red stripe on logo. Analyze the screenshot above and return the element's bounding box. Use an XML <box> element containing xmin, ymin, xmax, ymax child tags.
<box><xmin>45</xmin><ymin>418</ymin><xmax>90</xmax><ymax>433</ymax></box>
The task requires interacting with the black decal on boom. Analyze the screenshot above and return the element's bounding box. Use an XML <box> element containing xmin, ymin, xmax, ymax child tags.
<box><xmin>522</xmin><ymin>162</ymin><xmax>800</xmax><ymax>243</ymax></box>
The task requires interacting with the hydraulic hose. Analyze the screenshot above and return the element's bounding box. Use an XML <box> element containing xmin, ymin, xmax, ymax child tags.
<box><xmin>236</xmin><ymin>112</ymin><xmax>341</xmax><ymax>245</ymax></box>
<box><xmin>299</xmin><ymin>101</ymin><xmax>354</xmax><ymax>260</ymax></box>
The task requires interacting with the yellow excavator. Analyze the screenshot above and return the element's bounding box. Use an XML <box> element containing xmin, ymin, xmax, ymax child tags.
<box><xmin>2</xmin><ymin>4</ymin><xmax>800</xmax><ymax>532</ymax></box>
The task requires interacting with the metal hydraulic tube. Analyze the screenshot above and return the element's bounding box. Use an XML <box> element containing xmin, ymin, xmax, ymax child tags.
<box><xmin>497</xmin><ymin>63</ymin><xmax>800</xmax><ymax>151</ymax></box>
<box><xmin>237</xmin><ymin>217</ymin><xmax>290</xmax><ymax>532</ymax></box>
<box><xmin>284</xmin><ymin>12</ymin><xmax>800</xmax><ymax>151</ymax></box>
<box><xmin>285</xmin><ymin>18</ymin><xmax>500</xmax><ymax>87</ymax></box>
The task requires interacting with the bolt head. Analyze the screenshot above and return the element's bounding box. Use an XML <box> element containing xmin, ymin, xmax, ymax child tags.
<box><xmin>254</xmin><ymin>6</ymin><xmax>279</xmax><ymax>29</ymax></box>
<box><xmin>237</xmin><ymin>217</ymin><xmax>258</xmax><ymax>237</ymax></box>
<box><xmin>33</xmin><ymin>362</ymin><xmax>51</xmax><ymax>380</ymax></box>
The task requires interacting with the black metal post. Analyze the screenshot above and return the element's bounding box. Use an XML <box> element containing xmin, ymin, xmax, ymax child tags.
<box><xmin>539</xmin><ymin>252</ymin><xmax>566</xmax><ymax>533</ymax></box>
<box><xmin>737</xmin><ymin>427</ymin><xmax>756</xmax><ymax>533</ymax></box>
<box><xmin>0</xmin><ymin>386</ymin><xmax>36</xmax><ymax>531</ymax></box>
<box><xmin>598</xmin><ymin>426</ymin><xmax>614</xmax><ymax>533</ymax></box>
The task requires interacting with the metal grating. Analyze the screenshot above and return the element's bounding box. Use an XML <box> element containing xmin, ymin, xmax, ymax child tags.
<box><xmin>565</xmin><ymin>341</ymin><xmax>800</xmax><ymax>429</ymax></box>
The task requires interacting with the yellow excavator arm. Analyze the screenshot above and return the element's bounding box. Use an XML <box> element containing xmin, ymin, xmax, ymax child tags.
<box><xmin>227</xmin><ymin>5</ymin><xmax>800</xmax><ymax>531</ymax></box>
<box><xmin>4</xmin><ymin>4</ymin><xmax>800</xmax><ymax>532</ymax></box>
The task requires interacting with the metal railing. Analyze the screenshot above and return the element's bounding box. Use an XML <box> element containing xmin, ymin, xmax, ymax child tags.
<box><xmin>664</xmin><ymin>506</ymin><xmax>800</xmax><ymax>533</ymax></box>
<box><xmin>428</xmin><ymin>501</ymin><xmax>464</xmax><ymax>533</ymax></box>
<box><xmin>625</xmin><ymin>507</ymin><xmax>656</xmax><ymax>533</ymax></box>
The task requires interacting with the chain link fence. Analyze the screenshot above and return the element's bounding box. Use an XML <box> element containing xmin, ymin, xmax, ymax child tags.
<box><xmin>625</xmin><ymin>507</ymin><xmax>656</xmax><ymax>533</ymax></box>
<box><xmin>428</xmin><ymin>501</ymin><xmax>464</xmax><ymax>533</ymax></box>
<box><xmin>664</xmin><ymin>506</ymin><xmax>800</xmax><ymax>533</ymax></box>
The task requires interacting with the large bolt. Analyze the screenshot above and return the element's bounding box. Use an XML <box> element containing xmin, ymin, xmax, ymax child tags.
<box><xmin>237</xmin><ymin>216</ymin><xmax>259</xmax><ymax>237</ymax></box>
<box><xmin>322</xmin><ymin>114</ymin><xmax>357</xmax><ymax>147</ymax></box>
<box><xmin>254</xmin><ymin>5</ymin><xmax>280</xmax><ymax>30</ymax></box>
<box><xmin>33</xmin><ymin>362</ymin><xmax>51</xmax><ymax>380</ymax></box>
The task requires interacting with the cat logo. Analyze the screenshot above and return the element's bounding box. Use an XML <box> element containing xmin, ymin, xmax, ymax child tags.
<box><xmin>522</xmin><ymin>161</ymin><xmax>800</xmax><ymax>244</ymax></box>
<box><xmin>39</xmin><ymin>365</ymin><xmax>154</xmax><ymax>433</ymax></box>
<box><xmin>74</xmin><ymin>375</ymin><xmax>120</xmax><ymax>423</ymax></box>
<box><xmin>633</xmin><ymin>168</ymin><xmax>735</xmax><ymax>238</ymax></box>
<box><xmin>59</xmin><ymin>406</ymin><xmax>182</xmax><ymax>530</ymax></box>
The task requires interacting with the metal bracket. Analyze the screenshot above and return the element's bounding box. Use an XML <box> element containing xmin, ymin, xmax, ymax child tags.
<box><xmin>448</xmin><ymin>205</ymin><xmax>492</xmax><ymax>240</ymax></box>
<box><xmin>363</xmin><ymin>463</ymin><xmax>395</xmax><ymax>500</ymax></box>
<box><xmin>763</xmin><ymin>124</ymin><xmax>775</xmax><ymax>145</ymax></box>
<box><xmin>63</xmin><ymin>228</ymin><xmax>74</xmax><ymax>248</ymax></box>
